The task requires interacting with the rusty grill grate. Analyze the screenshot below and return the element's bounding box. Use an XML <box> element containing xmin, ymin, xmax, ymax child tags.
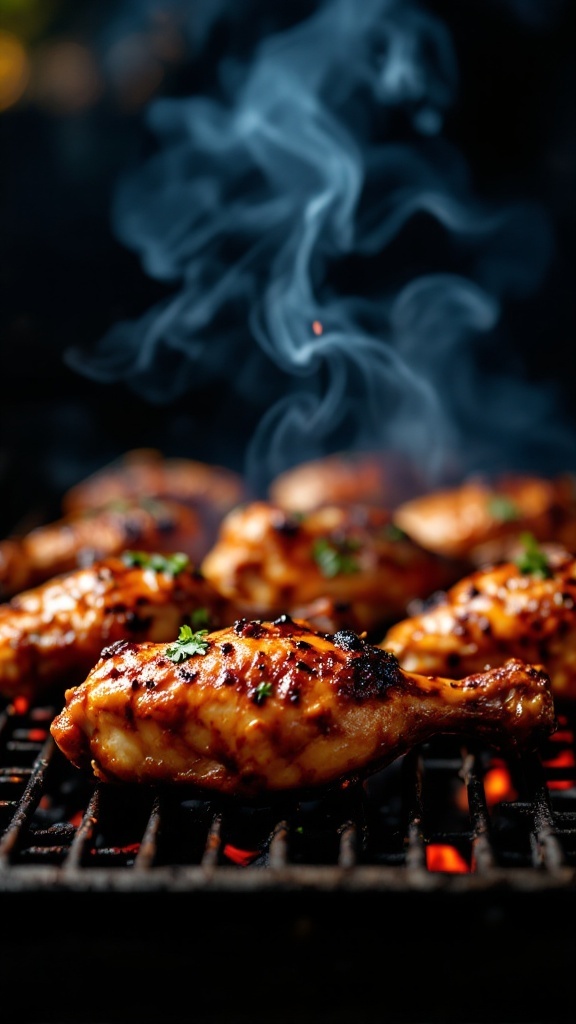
<box><xmin>1</xmin><ymin>698</ymin><xmax>575</xmax><ymax>893</ymax></box>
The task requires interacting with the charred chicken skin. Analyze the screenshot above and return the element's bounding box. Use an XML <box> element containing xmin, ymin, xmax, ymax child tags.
<box><xmin>380</xmin><ymin>543</ymin><xmax>576</xmax><ymax>702</ymax></box>
<box><xmin>200</xmin><ymin>501</ymin><xmax>464</xmax><ymax>638</ymax></box>
<box><xmin>393</xmin><ymin>473</ymin><xmax>576</xmax><ymax>566</ymax></box>
<box><xmin>0</xmin><ymin>552</ymin><xmax>227</xmax><ymax>704</ymax></box>
<box><xmin>50</xmin><ymin>616</ymin><xmax>556</xmax><ymax>798</ymax></box>
<box><xmin>0</xmin><ymin>497</ymin><xmax>203</xmax><ymax>601</ymax></box>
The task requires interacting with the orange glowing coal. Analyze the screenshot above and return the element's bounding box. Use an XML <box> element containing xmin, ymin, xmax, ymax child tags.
<box><xmin>426</xmin><ymin>844</ymin><xmax>469</xmax><ymax>873</ymax></box>
<box><xmin>484</xmin><ymin>764</ymin><xmax>518</xmax><ymax>805</ymax></box>
<box><xmin>312</xmin><ymin>320</ymin><xmax>323</xmax><ymax>335</ymax></box>
<box><xmin>12</xmin><ymin>696</ymin><xmax>30</xmax><ymax>716</ymax></box>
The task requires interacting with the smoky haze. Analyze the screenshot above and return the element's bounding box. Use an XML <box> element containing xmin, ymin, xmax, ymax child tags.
<box><xmin>62</xmin><ymin>0</ymin><xmax>575</xmax><ymax>495</ymax></box>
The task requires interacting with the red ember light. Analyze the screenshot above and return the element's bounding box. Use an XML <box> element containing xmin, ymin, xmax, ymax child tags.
<box><xmin>222</xmin><ymin>844</ymin><xmax>260</xmax><ymax>866</ymax></box>
<box><xmin>426</xmin><ymin>844</ymin><xmax>469</xmax><ymax>873</ymax></box>
<box><xmin>543</xmin><ymin>749</ymin><xmax>575</xmax><ymax>791</ymax></box>
<box><xmin>12</xmin><ymin>696</ymin><xmax>30</xmax><ymax>716</ymax></box>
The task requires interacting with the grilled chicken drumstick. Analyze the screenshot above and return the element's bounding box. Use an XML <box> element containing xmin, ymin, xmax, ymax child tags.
<box><xmin>0</xmin><ymin>498</ymin><xmax>203</xmax><ymax>601</ymax></box>
<box><xmin>0</xmin><ymin>552</ymin><xmax>227</xmax><ymax>703</ymax></box>
<box><xmin>380</xmin><ymin>540</ymin><xmax>576</xmax><ymax>702</ymax></box>
<box><xmin>61</xmin><ymin>448</ymin><xmax>250</xmax><ymax>556</ymax></box>
<box><xmin>201</xmin><ymin>501</ymin><xmax>464</xmax><ymax>637</ymax></box>
<box><xmin>50</xmin><ymin>616</ymin><xmax>556</xmax><ymax>798</ymax></box>
<box><xmin>393</xmin><ymin>472</ymin><xmax>576</xmax><ymax>567</ymax></box>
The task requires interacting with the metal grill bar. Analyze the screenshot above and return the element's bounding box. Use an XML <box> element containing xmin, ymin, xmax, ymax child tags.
<box><xmin>0</xmin><ymin>698</ymin><xmax>575</xmax><ymax>891</ymax></box>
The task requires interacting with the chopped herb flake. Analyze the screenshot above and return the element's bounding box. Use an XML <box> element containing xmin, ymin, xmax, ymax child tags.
<box><xmin>253</xmin><ymin>681</ymin><xmax>273</xmax><ymax>705</ymax></box>
<box><xmin>166</xmin><ymin>624</ymin><xmax>209</xmax><ymax>662</ymax></box>
<box><xmin>122</xmin><ymin>551</ymin><xmax>190</xmax><ymax>575</ymax></box>
<box><xmin>514</xmin><ymin>533</ymin><xmax>552</xmax><ymax>579</ymax></box>
<box><xmin>312</xmin><ymin>537</ymin><xmax>360</xmax><ymax>578</ymax></box>
<box><xmin>487</xmin><ymin>494</ymin><xmax>520</xmax><ymax>522</ymax></box>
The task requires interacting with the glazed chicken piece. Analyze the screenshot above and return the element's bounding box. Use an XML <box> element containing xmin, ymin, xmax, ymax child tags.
<box><xmin>200</xmin><ymin>501</ymin><xmax>464</xmax><ymax>638</ymax></box>
<box><xmin>380</xmin><ymin>541</ymin><xmax>576</xmax><ymax>702</ymax></box>
<box><xmin>0</xmin><ymin>497</ymin><xmax>203</xmax><ymax>601</ymax></box>
<box><xmin>268</xmin><ymin>449</ymin><xmax>422</xmax><ymax>512</ymax></box>
<box><xmin>50</xmin><ymin>616</ymin><xmax>556</xmax><ymax>797</ymax></box>
<box><xmin>0</xmin><ymin>551</ymin><xmax>228</xmax><ymax>704</ymax></box>
<box><xmin>393</xmin><ymin>472</ymin><xmax>576</xmax><ymax>567</ymax></box>
<box><xmin>62</xmin><ymin>448</ymin><xmax>250</xmax><ymax>551</ymax></box>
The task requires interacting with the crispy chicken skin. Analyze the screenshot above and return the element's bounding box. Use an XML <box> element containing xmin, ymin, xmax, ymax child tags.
<box><xmin>200</xmin><ymin>501</ymin><xmax>464</xmax><ymax>637</ymax></box>
<box><xmin>0</xmin><ymin>553</ymin><xmax>227</xmax><ymax>703</ymax></box>
<box><xmin>0</xmin><ymin>498</ymin><xmax>203</xmax><ymax>601</ymax></box>
<box><xmin>393</xmin><ymin>472</ymin><xmax>576</xmax><ymax>566</ymax></box>
<box><xmin>50</xmin><ymin>616</ymin><xmax>556</xmax><ymax>797</ymax></box>
<box><xmin>62</xmin><ymin>448</ymin><xmax>249</xmax><ymax>543</ymax></box>
<box><xmin>268</xmin><ymin>450</ymin><xmax>422</xmax><ymax>512</ymax></box>
<box><xmin>381</xmin><ymin>545</ymin><xmax>576</xmax><ymax>702</ymax></box>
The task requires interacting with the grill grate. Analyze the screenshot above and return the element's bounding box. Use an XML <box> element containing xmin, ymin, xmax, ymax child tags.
<box><xmin>1</xmin><ymin>698</ymin><xmax>575</xmax><ymax>893</ymax></box>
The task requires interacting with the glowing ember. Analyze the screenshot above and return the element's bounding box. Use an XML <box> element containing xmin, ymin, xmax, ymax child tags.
<box><xmin>27</xmin><ymin>728</ymin><xmax>48</xmax><ymax>743</ymax></box>
<box><xmin>12</xmin><ymin>696</ymin><xmax>30</xmax><ymax>716</ymax></box>
<box><xmin>543</xmin><ymin>749</ymin><xmax>575</xmax><ymax>791</ymax></box>
<box><xmin>222</xmin><ymin>843</ymin><xmax>260</xmax><ymax>866</ymax></box>
<box><xmin>484</xmin><ymin>764</ymin><xmax>517</xmax><ymax>805</ymax></box>
<box><xmin>312</xmin><ymin>320</ymin><xmax>323</xmax><ymax>335</ymax></box>
<box><xmin>426</xmin><ymin>844</ymin><xmax>469</xmax><ymax>873</ymax></box>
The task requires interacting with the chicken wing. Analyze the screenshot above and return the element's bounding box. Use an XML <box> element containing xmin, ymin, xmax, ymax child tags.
<box><xmin>380</xmin><ymin>540</ymin><xmax>576</xmax><ymax>702</ymax></box>
<box><xmin>0</xmin><ymin>497</ymin><xmax>203</xmax><ymax>601</ymax></box>
<box><xmin>393</xmin><ymin>472</ymin><xmax>576</xmax><ymax>566</ymax></box>
<box><xmin>0</xmin><ymin>551</ymin><xmax>228</xmax><ymax>704</ymax></box>
<box><xmin>62</xmin><ymin>448</ymin><xmax>249</xmax><ymax>548</ymax></box>
<box><xmin>268</xmin><ymin>449</ymin><xmax>422</xmax><ymax>512</ymax></box>
<box><xmin>200</xmin><ymin>501</ymin><xmax>464</xmax><ymax>637</ymax></box>
<box><xmin>50</xmin><ymin>615</ymin><xmax>556</xmax><ymax>797</ymax></box>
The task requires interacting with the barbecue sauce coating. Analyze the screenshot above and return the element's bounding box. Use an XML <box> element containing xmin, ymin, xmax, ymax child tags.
<box><xmin>50</xmin><ymin>615</ymin><xmax>557</xmax><ymax>797</ymax></box>
<box><xmin>381</xmin><ymin>546</ymin><xmax>576</xmax><ymax>701</ymax></box>
<box><xmin>0</xmin><ymin>554</ymin><xmax>227</xmax><ymax>702</ymax></box>
<box><xmin>0</xmin><ymin>498</ymin><xmax>204</xmax><ymax>601</ymax></box>
<box><xmin>200</xmin><ymin>500</ymin><xmax>464</xmax><ymax>637</ymax></box>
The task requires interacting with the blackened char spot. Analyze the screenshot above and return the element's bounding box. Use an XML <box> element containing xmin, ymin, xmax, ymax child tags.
<box><xmin>100</xmin><ymin>639</ymin><xmax>135</xmax><ymax>659</ymax></box>
<box><xmin>337</xmin><ymin>646</ymin><xmax>402</xmax><ymax>702</ymax></box>
<box><xmin>332</xmin><ymin>629</ymin><xmax>365</xmax><ymax>652</ymax></box>
<box><xmin>234</xmin><ymin>619</ymin><xmax>266</xmax><ymax>638</ymax></box>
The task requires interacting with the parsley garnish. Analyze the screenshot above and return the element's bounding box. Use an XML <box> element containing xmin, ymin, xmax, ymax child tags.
<box><xmin>382</xmin><ymin>522</ymin><xmax>408</xmax><ymax>542</ymax></box>
<box><xmin>166</xmin><ymin>624</ymin><xmax>209</xmax><ymax>662</ymax></box>
<box><xmin>312</xmin><ymin>537</ymin><xmax>360</xmax><ymax>578</ymax></box>
<box><xmin>487</xmin><ymin>494</ymin><xmax>520</xmax><ymax>523</ymax></box>
<box><xmin>253</xmin><ymin>682</ymin><xmax>273</xmax><ymax>705</ymax></box>
<box><xmin>514</xmin><ymin>533</ymin><xmax>552</xmax><ymax>579</ymax></box>
<box><xmin>122</xmin><ymin>551</ymin><xmax>190</xmax><ymax>575</ymax></box>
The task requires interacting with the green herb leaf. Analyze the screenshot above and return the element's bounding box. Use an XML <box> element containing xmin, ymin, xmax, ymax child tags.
<box><xmin>487</xmin><ymin>494</ymin><xmax>520</xmax><ymax>523</ymax></box>
<box><xmin>166</xmin><ymin>624</ymin><xmax>209</xmax><ymax>662</ymax></box>
<box><xmin>253</xmin><ymin>682</ymin><xmax>274</xmax><ymax>705</ymax></box>
<box><xmin>312</xmin><ymin>537</ymin><xmax>360</xmax><ymax>578</ymax></box>
<box><xmin>514</xmin><ymin>533</ymin><xmax>552</xmax><ymax>578</ymax></box>
<box><xmin>122</xmin><ymin>551</ymin><xmax>190</xmax><ymax>575</ymax></box>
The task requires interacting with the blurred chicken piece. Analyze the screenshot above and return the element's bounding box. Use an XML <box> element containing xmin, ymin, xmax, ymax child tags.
<box><xmin>380</xmin><ymin>539</ymin><xmax>576</xmax><ymax>702</ymax></box>
<box><xmin>393</xmin><ymin>472</ymin><xmax>576</xmax><ymax>566</ymax></box>
<box><xmin>268</xmin><ymin>449</ymin><xmax>422</xmax><ymax>512</ymax></box>
<box><xmin>0</xmin><ymin>498</ymin><xmax>204</xmax><ymax>601</ymax></box>
<box><xmin>50</xmin><ymin>615</ymin><xmax>556</xmax><ymax>797</ymax></box>
<box><xmin>201</xmin><ymin>501</ymin><xmax>469</xmax><ymax>638</ymax></box>
<box><xmin>0</xmin><ymin>551</ymin><xmax>228</xmax><ymax>704</ymax></box>
<box><xmin>62</xmin><ymin>448</ymin><xmax>250</xmax><ymax>549</ymax></box>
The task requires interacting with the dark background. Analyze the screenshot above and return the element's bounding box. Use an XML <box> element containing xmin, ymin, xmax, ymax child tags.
<box><xmin>0</xmin><ymin>0</ymin><xmax>574</xmax><ymax>534</ymax></box>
